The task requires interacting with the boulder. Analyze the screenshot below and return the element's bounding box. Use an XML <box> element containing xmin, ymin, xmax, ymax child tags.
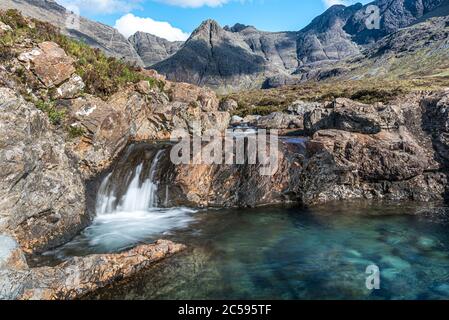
<box><xmin>0</xmin><ymin>88</ymin><xmax>88</xmax><ymax>253</ymax></box>
<box><xmin>0</xmin><ymin>21</ymin><xmax>12</xmax><ymax>34</ymax></box>
<box><xmin>53</xmin><ymin>74</ymin><xmax>85</xmax><ymax>99</ymax></box>
<box><xmin>230</xmin><ymin>115</ymin><xmax>244</xmax><ymax>126</ymax></box>
<box><xmin>304</xmin><ymin>98</ymin><xmax>402</xmax><ymax>135</ymax></box>
<box><xmin>18</xmin><ymin>42</ymin><xmax>75</xmax><ymax>87</ymax></box>
<box><xmin>219</xmin><ymin>98</ymin><xmax>238</xmax><ymax>112</ymax></box>
<box><xmin>300</xmin><ymin>129</ymin><xmax>444</xmax><ymax>205</ymax></box>
<box><xmin>287</xmin><ymin>100</ymin><xmax>322</xmax><ymax>116</ymax></box>
<box><xmin>135</xmin><ymin>80</ymin><xmax>152</xmax><ymax>95</ymax></box>
<box><xmin>253</xmin><ymin>112</ymin><xmax>302</xmax><ymax>130</ymax></box>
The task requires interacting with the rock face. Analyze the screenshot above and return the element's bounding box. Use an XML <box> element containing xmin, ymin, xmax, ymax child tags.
<box><xmin>0</xmin><ymin>0</ymin><xmax>143</xmax><ymax>66</ymax></box>
<box><xmin>301</xmin><ymin>129</ymin><xmax>445</xmax><ymax>204</ymax></box>
<box><xmin>149</xmin><ymin>0</ymin><xmax>449</xmax><ymax>90</ymax></box>
<box><xmin>154</xmin><ymin>139</ymin><xmax>305</xmax><ymax>208</ymax></box>
<box><xmin>66</xmin><ymin>80</ymin><xmax>230</xmax><ymax>179</ymax></box>
<box><xmin>0</xmin><ymin>239</ymin><xmax>184</xmax><ymax>300</ymax></box>
<box><xmin>299</xmin><ymin>91</ymin><xmax>449</xmax><ymax>205</ymax></box>
<box><xmin>304</xmin><ymin>98</ymin><xmax>401</xmax><ymax>135</ymax></box>
<box><xmin>0</xmin><ymin>88</ymin><xmax>88</xmax><ymax>253</ymax></box>
<box><xmin>18</xmin><ymin>41</ymin><xmax>75</xmax><ymax>87</ymax></box>
<box><xmin>129</xmin><ymin>32</ymin><xmax>183</xmax><ymax>67</ymax></box>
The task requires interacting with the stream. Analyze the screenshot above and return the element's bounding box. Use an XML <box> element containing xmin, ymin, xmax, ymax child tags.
<box><xmin>33</xmin><ymin>143</ymin><xmax>449</xmax><ymax>300</ymax></box>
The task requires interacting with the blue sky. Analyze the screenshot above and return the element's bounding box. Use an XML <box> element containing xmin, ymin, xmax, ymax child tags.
<box><xmin>59</xmin><ymin>0</ymin><xmax>370</xmax><ymax>41</ymax></box>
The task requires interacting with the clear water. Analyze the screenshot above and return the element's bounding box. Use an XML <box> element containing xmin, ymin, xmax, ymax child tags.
<box><xmin>55</xmin><ymin>201</ymin><xmax>449</xmax><ymax>300</ymax></box>
<box><xmin>32</xmin><ymin>143</ymin><xmax>449</xmax><ymax>300</ymax></box>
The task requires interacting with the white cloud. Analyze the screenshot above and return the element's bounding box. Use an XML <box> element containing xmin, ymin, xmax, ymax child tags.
<box><xmin>322</xmin><ymin>0</ymin><xmax>359</xmax><ymax>8</ymax></box>
<box><xmin>155</xmin><ymin>0</ymin><xmax>230</xmax><ymax>8</ymax></box>
<box><xmin>58</xmin><ymin>0</ymin><xmax>141</xmax><ymax>14</ymax></box>
<box><xmin>114</xmin><ymin>13</ymin><xmax>190</xmax><ymax>41</ymax></box>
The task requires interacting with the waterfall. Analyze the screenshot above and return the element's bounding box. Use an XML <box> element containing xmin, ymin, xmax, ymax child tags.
<box><xmin>73</xmin><ymin>145</ymin><xmax>196</xmax><ymax>253</ymax></box>
<box><xmin>96</xmin><ymin>149</ymin><xmax>164</xmax><ymax>215</ymax></box>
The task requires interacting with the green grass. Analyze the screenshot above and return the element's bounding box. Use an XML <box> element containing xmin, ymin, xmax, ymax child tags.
<box><xmin>67</xmin><ymin>125</ymin><xmax>86</xmax><ymax>139</ymax></box>
<box><xmin>0</xmin><ymin>9</ymin><xmax>159</xmax><ymax>99</ymax></box>
<box><xmin>35</xmin><ymin>100</ymin><xmax>65</xmax><ymax>125</ymax></box>
<box><xmin>226</xmin><ymin>78</ymin><xmax>449</xmax><ymax>116</ymax></box>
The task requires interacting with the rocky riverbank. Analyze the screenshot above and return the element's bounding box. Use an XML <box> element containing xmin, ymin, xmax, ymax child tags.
<box><xmin>0</xmin><ymin>12</ymin><xmax>227</xmax><ymax>299</ymax></box>
<box><xmin>1</xmin><ymin>11</ymin><xmax>449</xmax><ymax>300</ymax></box>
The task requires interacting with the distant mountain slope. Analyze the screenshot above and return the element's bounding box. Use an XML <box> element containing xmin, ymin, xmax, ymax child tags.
<box><xmin>147</xmin><ymin>0</ymin><xmax>449</xmax><ymax>91</ymax></box>
<box><xmin>344</xmin><ymin>15</ymin><xmax>449</xmax><ymax>80</ymax></box>
<box><xmin>344</xmin><ymin>0</ymin><xmax>447</xmax><ymax>44</ymax></box>
<box><xmin>129</xmin><ymin>32</ymin><xmax>183</xmax><ymax>67</ymax></box>
<box><xmin>0</xmin><ymin>0</ymin><xmax>143</xmax><ymax>66</ymax></box>
<box><xmin>151</xmin><ymin>20</ymin><xmax>269</xmax><ymax>92</ymax></box>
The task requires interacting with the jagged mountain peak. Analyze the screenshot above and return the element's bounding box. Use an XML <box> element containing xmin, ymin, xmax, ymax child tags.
<box><xmin>224</xmin><ymin>23</ymin><xmax>257</xmax><ymax>33</ymax></box>
<box><xmin>189</xmin><ymin>19</ymin><xmax>224</xmax><ymax>39</ymax></box>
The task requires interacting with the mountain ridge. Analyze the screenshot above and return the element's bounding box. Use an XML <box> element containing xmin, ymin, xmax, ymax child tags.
<box><xmin>146</xmin><ymin>0</ymin><xmax>449</xmax><ymax>91</ymax></box>
<box><xmin>2</xmin><ymin>0</ymin><xmax>449</xmax><ymax>92</ymax></box>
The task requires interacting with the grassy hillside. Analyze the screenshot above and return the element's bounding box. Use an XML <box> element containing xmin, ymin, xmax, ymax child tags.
<box><xmin>0</xmin><ymin>9</ymin><xmax>160</xmax><ymax>99</ymax></box>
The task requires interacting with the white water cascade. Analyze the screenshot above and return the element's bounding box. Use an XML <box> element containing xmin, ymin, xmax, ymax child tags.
<box><xmin>96</xmin><ymin>150</ymin><xmax>164</xmax><ymax>215</ymax></box>
<box><xmin>79</xmin><ymin>148</ymin><xmax>196</xmax><ymax>252</ymax></box>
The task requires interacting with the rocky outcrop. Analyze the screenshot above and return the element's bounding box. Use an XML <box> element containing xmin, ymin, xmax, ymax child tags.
<box><xmin>18</xmin><ymin>41</ymin><xmax>75</xmax><ymax>87</ymax></box>
<box><xmin>0</xmin><ymin>88</ymin><xmax>88</xmax><ymax>253</ymax></box>
<box><xmin>0</xmin><ymin>0</ymin><xmax>143</xmax><ymax>66</ymax></box>
<box><xmin>0</xmin><ymin>239</ymin><xmax>184</xmax><ymax>300</ymax></box>
<box><xmin>66</xmin><ymin>79</ymin><xmax>230</xmax><ymax>179</ymax></box>
<box><xmin>0</xmin><ymin>34</ymin><xmax>230</xmax><ymax>254</ymax></box>
<box><xmin>298</xmin><ymin>91</ymin><xmax>449</xmax><ymax>205</ymax></box>
<box><xmin>143</xmin><ymin>91</ymin><xmax>449</xmax><ymax>207</ymax></box>
<box><xmin>304</xmin><ymin>98</ymin><xmax>402</xmax><ymax>135</ymax></box>
<box><xmin>155</xmin><ymin>139</ymin><xmax>304</xmax><ymax>208</ymax></box>
<box><xmin>300</xmin><ymin>129</ymin><xmax>445</xmax><ymax>205</ymax></box>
